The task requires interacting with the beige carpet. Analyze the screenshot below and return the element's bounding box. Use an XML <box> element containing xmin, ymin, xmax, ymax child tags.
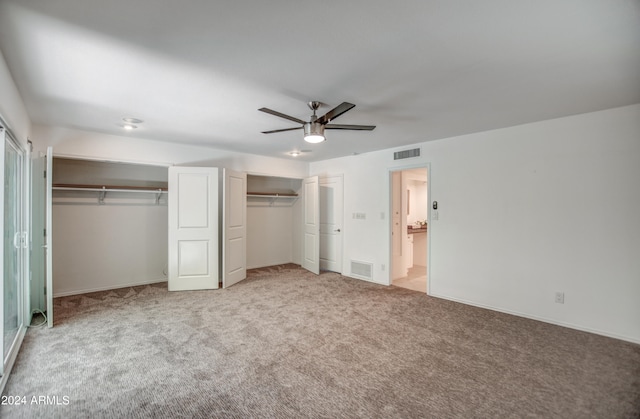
<box><xmin>3</xmin><ymin>264</ymin><xmax>639</xmax><ymax>418</ymax></box>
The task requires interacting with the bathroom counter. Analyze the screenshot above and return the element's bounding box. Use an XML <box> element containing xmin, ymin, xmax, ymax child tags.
<box><xmin>407</xmin><ymin>226</ymin><xmax>427</xmax><ymax>234</ymax></box>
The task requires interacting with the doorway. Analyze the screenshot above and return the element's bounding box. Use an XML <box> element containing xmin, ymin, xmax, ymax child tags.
<box><xmin>390</xmin><ymin>167</ymin><xmax>428</xmax><ymax>293</ymax></box>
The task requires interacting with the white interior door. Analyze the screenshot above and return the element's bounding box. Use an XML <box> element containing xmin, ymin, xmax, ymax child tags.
<box><xmin>168</xmin><ymin>167</ymin><xmax>219</xmax><ymax>291</ymax></box>
<box><xmin>302</xmin><ymin>176</ymin><xmax>320</xmax><ymax>275</ymax></box>
<box><xmin>320</xmin><ymin>175</ymin><xmax>343</xmax><ymax>273</ymax></box>
<box><xmin>45</xmin><ymin>147</ymin><xmax>53</xmax><ymax>327</ymax></box>
<box><xmin>222</xmin><ymin>169</ymin><xmax>246</xmax><ymax>288</ymax></box>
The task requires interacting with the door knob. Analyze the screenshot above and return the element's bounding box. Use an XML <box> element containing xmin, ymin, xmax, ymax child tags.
<box><xmin>334</xmin><ymin>229</ymin><xmax>341</xmax><ymax>232</ymax></box>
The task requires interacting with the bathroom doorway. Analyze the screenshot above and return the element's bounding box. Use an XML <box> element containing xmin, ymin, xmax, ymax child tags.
<box><xmin>390</xmin><ymin>167</ymin><xmax>428</xmax><ymax>293</ymax></box>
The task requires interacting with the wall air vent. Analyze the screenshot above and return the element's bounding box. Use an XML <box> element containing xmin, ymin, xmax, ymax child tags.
<box><xmin>394</xmin><ymin>148</ymin><xmax>420</xmax><ymax>160</ymax></box>
<box><xmin>350</xmin><ymin>260</ymin><xmax>373</xmax><ymax>280</ymax></box>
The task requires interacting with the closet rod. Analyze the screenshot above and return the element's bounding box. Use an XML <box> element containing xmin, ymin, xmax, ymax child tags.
<box><xmin>53</xmin><ymin>184</ymin><xmax>168</xmax><ymax>193</ymax></box>
<box><xmin>246</xmin><ymin>193</ymin><xmax>298</xmax><ymax>198</ymax></box>
<box><xmin>53</xmin><ymin>184</ymin><xmax>167</xmax><ymax>205</ymax></box>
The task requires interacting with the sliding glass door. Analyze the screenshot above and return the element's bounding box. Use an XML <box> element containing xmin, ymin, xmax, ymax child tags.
<box><xmin>1</xmin><ymin>127</ymin><xmax>26</xmax><ymax>377</ymax></box>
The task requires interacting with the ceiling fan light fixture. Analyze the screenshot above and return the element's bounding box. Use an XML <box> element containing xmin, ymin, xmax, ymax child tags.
<box><xmin>304</xmin><ymin>122</ymin><xmax>325</xmax><ymax>143</ymax></box>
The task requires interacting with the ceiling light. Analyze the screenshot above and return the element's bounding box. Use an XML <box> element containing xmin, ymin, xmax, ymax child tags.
<box><xmin>304</xmin><ymin>122</ymin><xmax>325</xmax><ymax>143</ymax></box>
<box><xmin>123</xmin><ymin>117</ymin><xmax>144</xmax><ymax>124</ymax></box>
<box><xmin>289</xmin><ymin>151</ymin><xmax>300</xmax><ymax>157</ymax></box>
<box><xmin>123</xmin><ymin>124</ymin><xmax>137</xmax><ymax>130</ymax></box>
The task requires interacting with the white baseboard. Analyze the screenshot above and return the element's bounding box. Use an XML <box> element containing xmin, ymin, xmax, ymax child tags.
<box><xmin>53</xmin><ymin>278</ymin><xmax>168</xmax><ymax>298</ymax></box>
<box><xmin>343</xmin><ymin>273</ymin><xmax>387</xmax><ymax>286</ymax></box>
<box><xmin>429</xmin><ymin>292</ymin><xmax>640</xmax><ymax>345</ymax></box>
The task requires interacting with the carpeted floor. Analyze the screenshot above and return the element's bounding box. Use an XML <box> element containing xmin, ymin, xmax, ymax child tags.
<box><xmin>2</xmin><ymin>264</ymin><xmax>640</xmax><ymax>418</ymax></box>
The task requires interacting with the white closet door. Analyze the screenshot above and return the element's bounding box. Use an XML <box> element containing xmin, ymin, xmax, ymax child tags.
<box><xmin>320</xmin><ymin>175</ymin><xmax>343</xmax><ymax>273</ymax></box>
<box><xmin>302</xmin><ymin>176</ymin><xmax>320</xmax><ymax>275</ymax></box>
<box><xmin>45</xmin><ymin>147</ymin><xmax>53</xmax><ymax>327</ymax></box>
<box><xmin>168</xmin><ymin>167</ymin><xmax>219</xmax><ymax>291</ymax></box>
<box><xmin>222</xmin><ymin>169</ymin><xmax>246</xmax><ymax>288</ymax></box>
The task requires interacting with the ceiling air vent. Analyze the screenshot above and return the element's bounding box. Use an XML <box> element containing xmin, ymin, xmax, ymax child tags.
<box><xmin>394</xmin><ymin>148</ymin><xmax>420</xmax><ymax>160</ymax></box>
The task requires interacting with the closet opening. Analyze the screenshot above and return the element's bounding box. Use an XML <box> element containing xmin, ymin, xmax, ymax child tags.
<box><xmin>47</xmin><ymin>156</ymin><xmax>170</xmax><ymax>299</ymax></box>
<box><xmin>390</xmin><ymin>167</ymin><xmax>428</xmax><ymax>293</ymax></box>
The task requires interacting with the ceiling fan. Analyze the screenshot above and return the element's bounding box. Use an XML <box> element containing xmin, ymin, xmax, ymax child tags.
<box><xmin>259</xmin><ymin>101</ymin><xmax>376</xmax><ymax>143</ymax></box>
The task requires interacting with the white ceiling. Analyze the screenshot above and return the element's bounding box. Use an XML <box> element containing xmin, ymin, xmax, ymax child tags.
<box><xmin>1</xmin><ymin>0</ymin><xmax>638</xmax><ymax>162</ymax></box>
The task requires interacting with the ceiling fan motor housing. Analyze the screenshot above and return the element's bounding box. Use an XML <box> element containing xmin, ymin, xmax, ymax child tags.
<box><xmin>304</xmin><ymin>121</ymin><xmax>325</xmax><ymax>138</ymax></box>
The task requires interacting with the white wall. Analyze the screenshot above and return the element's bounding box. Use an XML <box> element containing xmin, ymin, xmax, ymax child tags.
<box><xmin>0</xmin><ymin>51</ymin><xmax>30</xmax><ymax>142</ymax></box>
<box><xmin>52</xmin><ymin>201</ymin><xmax>168</xmax><ymax>296</ymax></box>
<box><xmin>311</xmin><ymin>104</ymin><xmax>640</xmax><ymax>343</ymax></box>
<box><xmin>247</xmin><ymin>205</ymin><xmax>294</xmax><ymax>269</ymax></box>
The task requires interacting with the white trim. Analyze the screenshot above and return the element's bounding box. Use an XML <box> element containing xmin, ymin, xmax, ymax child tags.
<box><xmin>320</xmin><ymin>173</ymin><xmax>344</xmax><ymax>274</ymax></box>
<box><xmin>52</xmin><ymin>152</ymin><xmax>173</xmax><ymax>167</ymax></box>
<box><xmin>53</xmin><ymin>279</ymin><xmax>167</xmax><ymax>298</ymax></box>
<box><xmin>45</xmin><ymin>148</ymin><xmax>53</xmax><ymax>327</ymax></box>
<box><xmin>342</xmin><ymin>273</ymin><xmax>387</xmax><ymax>286</ymax></box>
<box><xmin>23</xmin><ymin>139</ymin><xmax>31</xmax><ymax>331</ymax></box>
<box><xmin>246</xmin><ymin>171</ymin><xmax>303</xmax><ymax>181</ymax></box>
<box><xmin>430</xmin><ymin>292</ymin><xmax>640</xmax><ymax>345</ymax></box>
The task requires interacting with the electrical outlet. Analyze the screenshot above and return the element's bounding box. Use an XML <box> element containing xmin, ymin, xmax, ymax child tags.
<box><xmin>352</xmin><ymin>212</ymin><xmax>366</xmax><ymax>220</ymax></box>
<box><xmin>381</xmin><ymin>264</ymin><xmax>385</xmax><ymax>271</ymax></box>
<box><xmin>555</xmin><ymin>292</ymin><xmax>565</xmax><ymax>304</ymax></box>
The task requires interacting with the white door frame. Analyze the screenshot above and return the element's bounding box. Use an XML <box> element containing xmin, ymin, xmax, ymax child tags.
<box><xmin>302</xmin><ymin>176</ymin><xmax>320</xmax><ymax>275</ymax></box>
<box><xmin>387</xmin><ymin>163</ymin><xmax>431</xmax><ymax>295</ymax></box>
<box><xmin>29</xmin><ymin>152</ymin><xmax>46</xmax><ymax>315</ymax></box>
<box><xmin>0</xmin><ymin>126</ymin><xmax>29</xmax><ymax>389</ymax></box>
<box><xmin>45</xmin><ymin>147</ymin><xmax>53</xmax><ymax>327</ymax></box>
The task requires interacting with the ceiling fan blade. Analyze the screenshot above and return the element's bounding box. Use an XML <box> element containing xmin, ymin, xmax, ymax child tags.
<box><xmin>262</xmin><ymin>127</ymin><xmax>303</xmax><ymax>134</ymax></box>
<box><xmin>316</xmin><ymin>102</ymin><xmax>356</xmax><ymax>124</ymax></box>
<box><xmin>258</xmin><ymin>108</ymin><xmax>306</xmax><ymax>125</ymax></box>
<box><xmin>325</xmin><ymin>124</ymin><xmax>376</xmax><ymax>131</ymax></box>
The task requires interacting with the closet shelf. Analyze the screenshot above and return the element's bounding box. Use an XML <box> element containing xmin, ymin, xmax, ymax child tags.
<box><xmin>53</xmin><ymin>184</ymin><xmax>168</xmax><ymax>205</ymax></box>
<box><xmin>246</xmin><ymin>192</ymin><xmax>298</xmax><ymax>207</ymax></box>
<box><xmin>247</xmin><ymin>192</ymin><xmax>298</xmax><ymax>198</ymax></box>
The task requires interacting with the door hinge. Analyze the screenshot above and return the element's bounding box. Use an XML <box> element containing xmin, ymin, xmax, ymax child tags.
<box><xmin>44</xmin><ymin>170</ymin><xmax>47</xmax><ymax>178</ymax></box>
